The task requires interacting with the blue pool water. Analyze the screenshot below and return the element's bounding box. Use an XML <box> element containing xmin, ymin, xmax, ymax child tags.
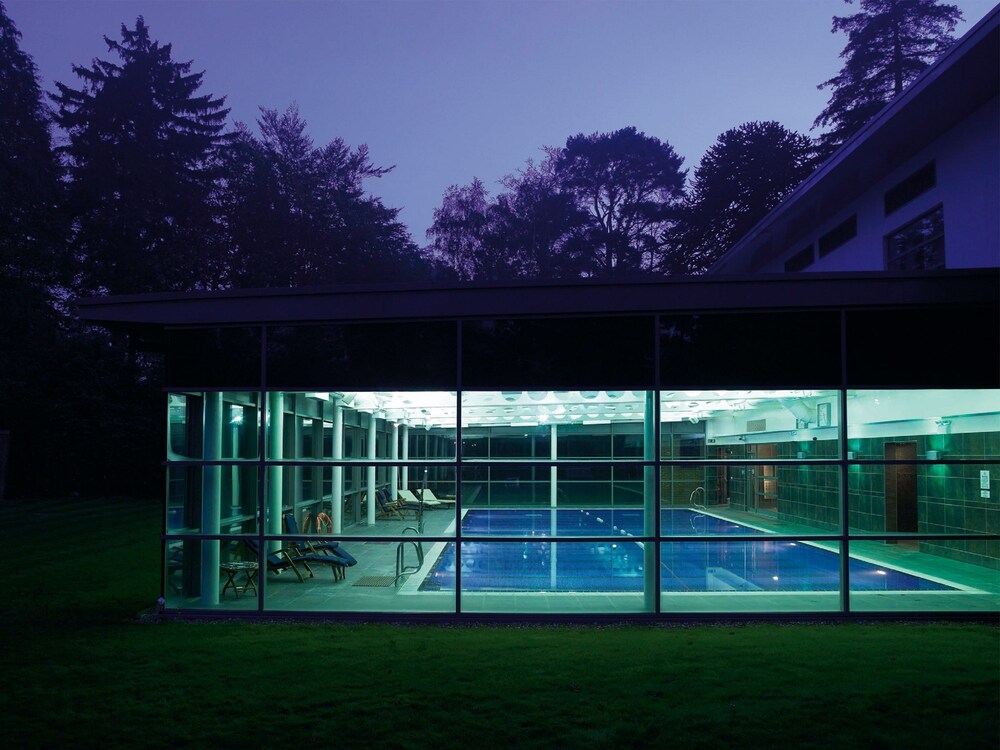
<box><xmin>419</xmin><ymin>509</ymin><xmax>953</xmax><ymax>593</ymax></box>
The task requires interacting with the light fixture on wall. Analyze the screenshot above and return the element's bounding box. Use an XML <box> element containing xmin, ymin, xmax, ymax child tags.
<box><xmin>935</xmin><ymin>418</ymin><xmax>952</xmax><ymax>433</ymax></box>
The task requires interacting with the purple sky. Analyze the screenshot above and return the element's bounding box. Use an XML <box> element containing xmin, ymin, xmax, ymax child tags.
<box><xmin>7</xmin><ymin>0</ymin><xmax>995</xmax><ymax>242</ymax></box>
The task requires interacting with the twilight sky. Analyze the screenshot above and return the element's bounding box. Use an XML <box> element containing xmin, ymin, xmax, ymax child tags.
<box><xmin>7</xmin><ymin>0</ymin><xmax>996</xmax><ymax>242</ymax></box>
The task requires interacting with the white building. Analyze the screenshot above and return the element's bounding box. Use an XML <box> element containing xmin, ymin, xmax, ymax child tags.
<box><xmin>712</xmin><ymin>6</ymin><xmax>999</xmax><ymax>275</ymax></box>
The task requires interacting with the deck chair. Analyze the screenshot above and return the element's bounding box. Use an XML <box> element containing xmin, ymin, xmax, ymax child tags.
<box><xmin>283</xmin><ymin>513</ymin><xmax>358</xmax><ymax>569</ymax></box>
<box><xmin>398</xmin><ymin>488</ymin><xmax>442</xmax><ymax>508</ymax></box>
<box><xmin>419</xmin><ymin>488</ymin><xmax>456</xmax><ymax>506</ymax></box>
<box><xmin>375</xmin><ymin>488</ymin><xmax>409</xmax><ymax>520</ymax></box>
<box><xmin>244</xmin><ymin>538</ymin><xmax>348</xmax><ymax>582</ymax></box>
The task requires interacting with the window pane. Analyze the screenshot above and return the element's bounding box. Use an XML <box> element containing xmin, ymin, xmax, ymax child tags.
<box><xmin>167</xmin><ymin>466</ymin><xmax>259</xmax><ymax>535</ymax></box>
<box><xmin>457</xmin><ymin>465</ymin><xmax>647</xmax><ymax>537</ymax></box>
<box><xmin>265</xmin><ymin>391</ymin><xmax>457</xmax><ymax>461</ymax></box>
<box><xmin>661</xmin><ymin>390</ymin><xmax>841</xmax><ymax>460</ymax></box>
<box><xmin>660</xmin><ymin>313</ymin><xmax>841</xmax><ymax>387</ymax></box>
<box><xmin>260</xmin><ymin>541</ymin><xmax>456</xmax><ymax>614</ymax></box>
<box><xmin>660</xmin><ymin>540</ymin><xmax>842</xmax><ymax>613</ymax></box>
<box><xmin>266</xmin><ymin>322</ymin><xmax>457</xmax><ymax>390</ymax></box>
<box><xmin>454</xmin><ymin>541</ymin><xmax>651</xmax><ymax>613</ymax></box>
<box><xmin>266</xmin><ymin>465</ymin><xmax>456</xmax><ymax>538</ymax></box>
<box><xmin>167</xmin><ymin>392</ymin><xmax>260</xmax><ymax>461</ymax></box>
<box><xmin>163</xmin><ymin>538</ymin><xmax>259</xmax><ymax>611</ymax></box>
<box><xmin>848</xmin><ymin>463</ymin><xmax>997</xmax><ymax>536</ymax></box>
<box><xmin>660</xmin><ymin>465</ymin><xmax>840</xmax><ymax>536</ymax></box>
<box><xmin>848</xmin><ymin>540</ymin><xmax>999</xmax><ymax>613</ymax></box>
<box><xmin>462</xmin><ymin>317</ymin><xmax>654</xmax><ymax>389</ymax></box>
<box><xmin>846</xmin><ymin>308</ymin><xmax>999</xmax><ymax>387</ymax></box>
<box><xmin>166</xmin><ymin>328</ymin><xmax>261</xmax><ymax>388</ymax></box>
<box><xmin>846</xmin><ymin>389</ymin><xmax>1000</xmax><ymax>459</ymax></box>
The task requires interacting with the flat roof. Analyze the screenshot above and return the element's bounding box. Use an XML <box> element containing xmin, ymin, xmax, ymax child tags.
<box><xmin>78</xmin><ymin>269</ymin><xmax>999</xmax><ymax>328</ymax></box>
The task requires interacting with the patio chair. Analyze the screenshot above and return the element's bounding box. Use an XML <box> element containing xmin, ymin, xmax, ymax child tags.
<box><xmin>244</xmin><ymin>538</ymin><xmax>348</xmax><ymax>582</ymax></box>
<box><xmin>283</xmin><ymin>513</ymin><xmax>358</xmax><ymax>569</ymax></box>
<box><xmin>375</xmin><ymin>487</ymin><xmax>409</xmax><ymax>520</ymax></box>
<box><xmin>419</xmin><ymin>488</ymin><xmax>456</xmax><ymax>506</ymax></box>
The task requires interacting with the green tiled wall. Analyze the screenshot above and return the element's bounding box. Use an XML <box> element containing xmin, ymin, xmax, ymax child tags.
<box><xmin>777</xmin><ymin>464</ymin><xmax>840</xmax><ymax>530</ymax></box>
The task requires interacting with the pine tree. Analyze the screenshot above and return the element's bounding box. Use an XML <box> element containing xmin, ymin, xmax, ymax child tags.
<box><xmin>814</xmin><ymin>0</ymin><xmax>962</xmax><ymax>156</ymax></box>
<box><xmin>52</xmin><ymin>16</ymin><xmax>230</xmax><ymax>294</ymax></box>
<box><xmin>0</xmin><ymin>0</ymin><xmax>62</xmax><ymax>288</ymax></box>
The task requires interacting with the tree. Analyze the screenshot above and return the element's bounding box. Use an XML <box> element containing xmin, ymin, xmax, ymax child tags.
<box><xmin>814</xmin><ymin>0</ymin><xmax>962</xmax><ymax>156</ymax></box>
<box><xmin>52</xmin><ymin>16</ymin><xmax>230</xmax><ymax>294</ymax></box>
<box><xmin>425</xmin><ymin>179</ymin><xmax>490</xmax><ymax>281</ymax></box>
<box><xmin>0</xmin><ymin>0</ymin><xmax>62</xmax><ymax>289</ymax></box>
<box><xmin>221</xmin><ymin>105</ymin><xmax>423</xmax><ymax>287</ymax></box>
<box><xmin>555</xmin><ymin>127</ymin><xmax>686</xmax><ymax>277</ymax></box>
<box><xmin>670</xmin><ymin>121</ymin><xmax>817</xmax><ymax>274</ymax></box>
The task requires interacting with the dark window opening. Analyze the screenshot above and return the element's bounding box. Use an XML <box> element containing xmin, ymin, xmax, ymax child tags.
<box><xmin>784</xmin><ymin>244</ymin><xmax>814</xmax><ymax>272</ymax></box>
<box><xmin>884</xmin><ymin>161</ymin><xmax>936</xmax><ymax>215</ymax></box>
<box><xmin>817</xmin><ymin>216</ymin><xmax>857</xmax><ymax>257</ymax></box>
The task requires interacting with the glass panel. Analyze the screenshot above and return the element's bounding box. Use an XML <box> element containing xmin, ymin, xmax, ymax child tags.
<box><xmin>260</xmin><ymin>541</ymin><xmax>455</xmax><ymax>613</ymax></box>
<box><xmin>163</xmin><ymin>538</ymin><xmax>259</xmax><ymax>611</ymax></box>
<box><xmin>266</xmin><ymin>465</ymin><xmax>457</xmax><ymax>538</ymax></box>
<box><xmin>847</xmin><ymin>307</ymin><xmax>999</xmax><ymax>387</ymax></box>
<box><xmin>265</xmin><ymin>391</ymin><xmax>457</xmax><ymax>461</ymax></box>
<box><xmin>166</xmin><ymin>327</ymin><xmax>261</xmax><ymax>388</ymax></box>
<box><xmin>454</xmin><ymin>541</ymin><xmax>651</xmax><ymax>613</ymax></box>
<box><xmin>659</xmin><ymin>464</ymin><xmax>840</xmax><ymax>536</ymax></box>
<box><xmin>848</xmin><ymin>463</ymin><xmax>997</xmax><ymax>536</ymax></box>
<box><xmin>659</xmin><ymin>313</ymin><xmax>841</xmax><ymax>387</ymax></box>
<box><xmin>461</xmin><ymin>391</ymin><xmax>650</xmax><ymax>459</ymax></box>
<box><xmin>462</xmin><ymin>317</ymin><xmax>654</xmax><ymax>389</ymax></box>
<box><xmin>846</xmin><ymin>389</ymin><xmax>1000</xmax><ymax>459</ymax></box>
<box><xmin>458</xmin><ymin>464</ymin><xmax>647</xmax><ymax>537</ymax></box>
<box><xmin>166</xmin><ymin>466</ymin><xmax>259</xmax><ymax>534</ymax></box>
<box><xmin>167</xmin><ymin>392</ymin><xmax>260</xmax><ymax>460</ymax></box>
<box><xmin>848</xmin><ymin>540</ymin><xmax>999</xmax><ymax>612</ymax></box>
<box><xmin>661</xmin><ymin>389</ymin><xmax>841</xmax><ymax>460</ymax></box>
<box><xmin>659</xmin><ymin>540</ymin><xmax>842</xmax><ymax>613</ymax></box>
<box><xmin>265</xmin><ymin>322</ymin><xmax>457</xmax><ymax>390</ymax></box>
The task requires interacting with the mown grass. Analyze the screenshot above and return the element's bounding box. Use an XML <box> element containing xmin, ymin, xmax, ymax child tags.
<box><xmin>1</xmin><ymin>497</ymin><xmax>997</xmax><ymax>749</ymax></box>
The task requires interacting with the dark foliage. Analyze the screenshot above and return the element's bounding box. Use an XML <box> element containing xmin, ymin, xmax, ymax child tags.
<box><xmin>52</xmin><ymin>16</ymin><xmax>231</xmax><ymax>294</ymax></box>
<box><xmin>221</xmin><ymin>105</ymin><xmax>427</xmax><ymax>287</ymax></box>
<box><xmin>814</xmin><ymin>0</ymin><xmax>962</xmax><ymax>157</ymax></box>
<box><xmin>669</xmin><ymin>121</ymin><xmax>817</xmax><ymax>274</ymax></box>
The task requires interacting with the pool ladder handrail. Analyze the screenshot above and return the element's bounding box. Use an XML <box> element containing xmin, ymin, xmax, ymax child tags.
<box><xmin>690</xmin><ymin>486</ymin><xmax>707</xmax><ymax>510</ymax></box>
<box><xmin>394</xmin><ymin>525</ymin><xmax>424</xmax><ymax>587</ymax></box>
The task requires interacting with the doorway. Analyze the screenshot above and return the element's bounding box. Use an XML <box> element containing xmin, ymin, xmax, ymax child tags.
<box><xmin>884</xmin><ymin>442</ymin><xmax>918</xmax><ymax>536</ymax></box>
<box><xmin>749</xmin><ymin>443</ymin><xmax>778</xmax><ymax>517</ymax></box>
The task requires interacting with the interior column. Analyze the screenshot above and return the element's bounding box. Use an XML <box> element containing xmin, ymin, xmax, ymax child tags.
<box><xmin>266</xmin><ymin>392</ymin><xmax>284</xmax><ymax>552</ymax></box>
<box><xmin>199</xmin><ymin>392</ymin><xmax>222</xmax><ymax>606</ymax></box>
<box><xmin>643</xmin><ymin>391</ymin><xmax>657</xmax><ymax>612</ymax></box>
<box><xmin>366</xmin><ymin>412</ymin><xmax>377</xmax><ymax>526</ymax></box>
<box><xmin>390</xmin><ymin>422</ymin><xmax>399</xmax><ymax>502</ymax></box>
<box><xmin>331</xmin><ymin>397</ymin><xmax>343</xmax><ymax>533</ymax></box>
<box><xmin>400</xmin><ymin>424</ymin><xmax>410</xmax><ymax>491</ymax></box>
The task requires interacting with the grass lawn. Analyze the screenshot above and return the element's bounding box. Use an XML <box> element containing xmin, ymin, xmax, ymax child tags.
<box><xmin>1</xmin><ymin>497</ymin><xmax>997</xmax><ymax>749</ymax></box>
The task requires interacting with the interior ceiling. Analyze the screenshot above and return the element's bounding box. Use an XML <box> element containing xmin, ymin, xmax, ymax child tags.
<box><xmin>305</xmin><ymin>390</ymin><xmax>824</xmax><ymax>428</ymax></box>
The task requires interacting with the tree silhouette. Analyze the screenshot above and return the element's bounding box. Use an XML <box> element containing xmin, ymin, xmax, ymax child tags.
<box><xmin>814</xmin><ymin>0</ymin><xmax>962</xmax><ymax>157</ymax></box>
<box><xmin>222</xmin><ymin>105</ymin><xmax>423</xmax><ymax>287</ymax></box>
<box><xmin>0</xmin><ymin>0</ymin><xmax>63</xmax><ymax>290</ymax></box>
<box><xmin>670</xmin><ymin>121</ymin><xmax>817</xmax><ymax>274</ymax></box>
<box><xmin>52</xmin><ymin>16</ymin><xmax>230</xmax><ymax>294</ymax></box>
<box><xmin>555</xmin><ymin>127</ymin><xmax>685</xmax><ymax>277</ymax></box>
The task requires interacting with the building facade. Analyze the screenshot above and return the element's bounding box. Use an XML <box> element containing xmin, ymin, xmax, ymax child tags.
<box><xmin>79</xmin><ymin>273</ymin><xmax>1000</xmax><ymax>618</ymax></box>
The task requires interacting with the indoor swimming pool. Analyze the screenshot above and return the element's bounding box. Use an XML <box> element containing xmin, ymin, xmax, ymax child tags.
<box><xmin>419</xmin><ymin>508</ymin><xmax>955</xmax><ymax>593</ymax></box>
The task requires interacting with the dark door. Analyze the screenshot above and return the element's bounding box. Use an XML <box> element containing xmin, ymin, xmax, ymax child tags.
<box><xmin>884</xmin><ymin>442</ymin><xmax>917</xmax><ymax>533</ymax></box>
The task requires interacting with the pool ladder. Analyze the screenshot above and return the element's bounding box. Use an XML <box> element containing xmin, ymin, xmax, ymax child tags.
<box><xmin>394</xmin><ymin>525</ymin><xmax>424</xmax><ymax>587</ymax></box>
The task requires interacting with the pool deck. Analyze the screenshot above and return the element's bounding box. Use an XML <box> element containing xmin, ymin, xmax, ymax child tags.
<box><xmin>168</xmin><ymin>504</ymin><xmax>999</xmax><ymax>615</ymax></box>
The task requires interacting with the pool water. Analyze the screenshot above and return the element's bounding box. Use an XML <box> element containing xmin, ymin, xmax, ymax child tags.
<box><xmin>419</xmin><ymin>508</ymin><xmax>954</xmax><ymax>593</ymax></box>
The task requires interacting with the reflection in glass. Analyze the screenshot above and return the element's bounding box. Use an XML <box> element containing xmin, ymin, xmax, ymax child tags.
<box><xmin>168</xmin><ymin>392</ymin><xmax>260</xmax><ymax>460</ymax></box>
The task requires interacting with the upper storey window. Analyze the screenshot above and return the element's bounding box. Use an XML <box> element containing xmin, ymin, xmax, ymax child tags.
<box><xmin>884</xmin><ymin>161</ymin><xmax>936</xmax><ymax>216</ymax></box>
<box><xmin>885</xmin><ymin>206</ymin><xmax>945</xmax><ymax>271</ymax></box>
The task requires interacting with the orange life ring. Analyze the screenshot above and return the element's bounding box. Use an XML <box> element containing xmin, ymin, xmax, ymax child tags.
<box><xmin>314</xmin><ymin>512</ymin><xmax>333</xmax><ymax>534</ymax></box>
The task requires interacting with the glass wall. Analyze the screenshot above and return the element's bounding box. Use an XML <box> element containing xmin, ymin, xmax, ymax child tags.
<box><xmin>160</xmin><ymin>319</ymin><xmax>999</xmax><ymax>616</ymax></box>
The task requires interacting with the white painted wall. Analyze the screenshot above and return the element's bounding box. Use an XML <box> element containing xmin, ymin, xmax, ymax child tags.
<box><xmin>759</xmin><ymin>95</ymin><xmax>1000</xmax><ymax>273</ymax></box>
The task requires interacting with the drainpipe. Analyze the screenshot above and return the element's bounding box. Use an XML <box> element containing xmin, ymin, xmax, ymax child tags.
<box><xmin>550</xmin><ymin>423</ymin><xmax>558</xmax><ymax>589</ymax></box>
